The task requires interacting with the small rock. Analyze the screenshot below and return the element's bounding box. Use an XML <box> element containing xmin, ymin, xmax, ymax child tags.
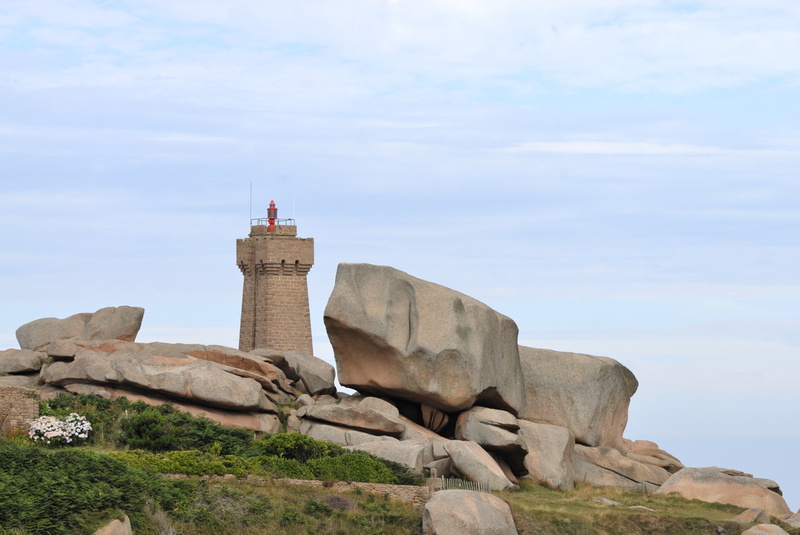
<box><xmin>741</xmin><ymin>524</ymin><xmax>789</xmax><ymax>535</ymax></box>
<box><xmin>731</xmin><ymin>508</ymin><xmax>771</xmax><ymax>524</ymax></box>
<box><xmin>92</xmin><ymin>515</ymin><xmax>132</xmax><ymax>535</ymax></box>
<box><xmin>594</xmin><ymin>497</ymin><xmax>621</xmax><ymax>505</ymax></box>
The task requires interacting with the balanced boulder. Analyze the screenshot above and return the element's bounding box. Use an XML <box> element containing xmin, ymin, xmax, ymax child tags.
<box><xmin>16</xmin><ymin>306</ymin><xmax>144</xmax><ymax>351</ymax></box>
<box><xmin>324</xmin><ymin>263</ymin><xmax>524</xmax><ymax>413</ymax></box>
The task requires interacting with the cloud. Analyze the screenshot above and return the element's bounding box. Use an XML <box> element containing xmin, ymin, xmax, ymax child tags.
<box><xmin>500</xmin><ymin>140</ymin><xmax>800</xmax><ymax>156</ymax></box>
<box><xmin>3</xmin><ymin>0</ymin><xmax>800</xmax><ymax>99</ymax></box>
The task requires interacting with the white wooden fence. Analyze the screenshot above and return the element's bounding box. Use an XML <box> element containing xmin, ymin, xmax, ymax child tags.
<box><xmin>427</xmin><ymin>476</ymin><xmax>492</xmax><ymax>493</ymax></box>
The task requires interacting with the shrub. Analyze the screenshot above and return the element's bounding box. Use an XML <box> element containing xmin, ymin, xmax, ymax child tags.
<box><xmin>255</xmin><ymin>432</ymin><xmax>345</xmax><ymax>462</ymax></box>
<box><xmin>306</xmin><ymin>452</ymin><xmax>398</xmax><ymax>484</ymax></box>
<box><xmin>0</xmin><ymin>440</ymin><xmax>197</xmax><ymax>534</ymax></box>
<box><xmin>110</xmin><ymin>450</ymin><xmax>261</xmax><ymax>477</ymax></box>
<box><xmin>119</xmin><ymin>404</ymin><xmax>252</xmax><ymax>454</ymax></box>
<box><xmin>257</xmin><ymin>455</ymin><xmax>314</xmax><ymax>479</ymax></box>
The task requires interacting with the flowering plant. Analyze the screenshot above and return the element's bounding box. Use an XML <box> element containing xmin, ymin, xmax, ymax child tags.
<box><xmin>28</xmin><ymin>413</ymin><xmax>93</xmax><ymax>445</ymax></box>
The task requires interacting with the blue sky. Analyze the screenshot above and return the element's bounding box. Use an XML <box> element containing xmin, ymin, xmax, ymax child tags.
<box><xmin>1</xmin><ymin>0</ymin><xmax>798</xmax><ymax>509</ymax></box>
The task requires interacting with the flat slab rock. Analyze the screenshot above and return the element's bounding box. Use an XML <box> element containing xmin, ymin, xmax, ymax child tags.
<box><xmin>40</xmin><ymin>339</ymin><xmax>275</xmax><ymax>413</ymax></box>
<box><xmin>655</xmin><ymin>467</ymin><xmax>791</xmax><ymax>517</ymax></box>
<box><xmin>324</xmin><ymin>263</ymin><xmax>524</xmax><ymax>413</ymax></box>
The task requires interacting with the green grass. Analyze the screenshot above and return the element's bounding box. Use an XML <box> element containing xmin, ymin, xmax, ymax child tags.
<box><xmin>167</xmin><ymin>481</ymin><xmax>420</xmax><ymax>535</ymax></box>
<box><xmin>499</xmin><ymin>480</ymin><xmax>800</xmax><ymax>535</ymax></box>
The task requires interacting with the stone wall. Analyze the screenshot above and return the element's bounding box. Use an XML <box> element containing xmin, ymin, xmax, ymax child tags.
<box><xmin>237</xmin><ymin>227</ymin><xmax>314</xmax><ymax>354</ymax></box>
<box><xmin>0</xmin><ymin>386</ymin><xmax>39</xmax><ymax>435</ymax></box>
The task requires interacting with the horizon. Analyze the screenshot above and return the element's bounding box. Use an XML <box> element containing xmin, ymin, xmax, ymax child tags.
<box><xmin>1</xmin><ymin>0</ymin><xmax>798</xmax><ymax>512</ymax></box>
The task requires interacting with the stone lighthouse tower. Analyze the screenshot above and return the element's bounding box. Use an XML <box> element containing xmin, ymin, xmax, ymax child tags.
<box><xmin>236</xmin><ymin>201</ymin><xmax>314</xmax><ymax>354</ymax></box>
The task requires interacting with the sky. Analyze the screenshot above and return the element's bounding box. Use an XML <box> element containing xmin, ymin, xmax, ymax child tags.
<box><xmin>1</xmin><ymin>0</ymin><xmax>798</xmax><ymax>510</ymax></box>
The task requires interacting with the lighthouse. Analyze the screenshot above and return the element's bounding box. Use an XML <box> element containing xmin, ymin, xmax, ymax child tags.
<box><xmin>236</xmin><ymin>201</ymin><xmax>314</xmax><ymax>354</ymax></box>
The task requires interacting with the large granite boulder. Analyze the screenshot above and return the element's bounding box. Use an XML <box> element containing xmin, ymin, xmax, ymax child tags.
<box><xmin>654</xmin><ymin>467</ymin><xmax>791</xmax><ymax>517</ymax></box>
<box><xmin>324</xmin><ymin>263</ymin><xmax>524</xmax><ymax>413</ymax></box>
<box><xmin>16</xmin><ymin>307</ymin><xmax>144</xmax><ymax>351</ymax></box>
<box><xmin>423</xmin><ymin>490</ymin><xmax>518</xmax><ymax>535</ymax></box>
<box><xmin>39</xmin><ymin>340</ymin><xmax>275</xmax><ymax>413</ymax></box>
<box><xmin>517</xmin><ymin>345</ymin><xmax>638</xmax><ymax>449</ymax></box>
<box><xmin>517</xmin><ymin>420</ymin><xmax>575</xmax><ymax>491</ymax></box>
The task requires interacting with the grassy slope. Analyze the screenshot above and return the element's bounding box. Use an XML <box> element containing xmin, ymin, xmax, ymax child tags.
<box><xmin>152</xmin><ymin>476</ymin><xmax>800</xmax><ymax>535</ymax></box>
<box><xmin>499</xmin><ymin>480</ymin><xmax>800</xmax><ymax>535</ymax></box>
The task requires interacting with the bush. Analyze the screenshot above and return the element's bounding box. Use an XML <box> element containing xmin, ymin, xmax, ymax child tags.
<box><xmin>110</xmin><ymin>450</ymin><xmax>261</xmax><ymax>477</ymax></box>
<box><xmin>306</xmin><ymin>452</ymin><xmax>398</xmax><ymax>484</ymax></box>
<box><xmin>0</xmin><ymin>440</ymin><xmax>197</xmax><ymax>534</ymax></box>
<box><xmin>257</xmin><ymin>455</ymin><xmax>314</xmax><ymax>479</ymax></box>
<box><xmin>120</xmin><ymin>404</ymin><xmax>252</xmax><ymax>454</ymax></box>
<box><xmin>255</xmin><ymin>432</ymin><xmax>344</xmax><ymax>462</ymax></box>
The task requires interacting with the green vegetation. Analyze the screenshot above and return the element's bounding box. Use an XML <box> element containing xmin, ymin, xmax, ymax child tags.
<box><xmin>1</xmin><ymin>393</ymin><xmax>422</xmax><ymax>533</ymax></box>
<box><xmin>3</xmin><ymin>393</ymin><xmax>798</xmax><ymax>534</ymax></box>
<box><xmin>0</xmin><ymin>441</ymin><xmax>197</xmax><ymax>534</ymax></box>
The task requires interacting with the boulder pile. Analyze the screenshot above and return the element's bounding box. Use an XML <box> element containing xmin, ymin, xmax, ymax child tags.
<box><xmin>0</xmin><ymin>264</ymin><xmax>793</xmax><ymax>524</ymax></box>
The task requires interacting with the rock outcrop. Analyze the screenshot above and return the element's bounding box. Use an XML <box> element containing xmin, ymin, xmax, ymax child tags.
<box><xmin>324</xmin><ymin>263</ymin><xmax>524</xmax><ymax>414</ymax></box>
<box><xmin>423</xmin><ymin>489</ymin><xmax>518</xmax><ymax>535</ymax></box>
<box><xmin>5</xmin><ymin>260</ymin><xmax>792</xmax><ymax>520</ymax></box>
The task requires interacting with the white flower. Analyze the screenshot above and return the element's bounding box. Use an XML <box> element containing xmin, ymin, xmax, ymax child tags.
<box><xmin>28</xmin><ymin>413</ymin><xmax>93</xmax><ymax>445</ymax></box>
